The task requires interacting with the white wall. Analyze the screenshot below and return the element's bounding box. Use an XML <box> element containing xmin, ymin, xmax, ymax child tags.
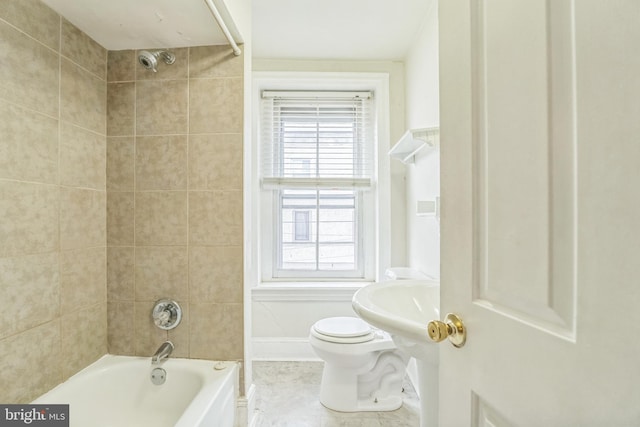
<box><xmin>404</xmin><ymin>1</ymin><xmax>440</xmax><ymax>279</ymax></box>
<box><xmin>222</xmin><ymin>0</ymin><xmax>251</xmax><ymax>42</ymax></box>
<box><xmin>252</xmin><ymin>286</ymin><xmax>359</xmax><ymax>359</ymax></box>
<box><xmin>400</xmin><ymin>2</ymin><xmax>440</xmax><ymax>394</ymax></box>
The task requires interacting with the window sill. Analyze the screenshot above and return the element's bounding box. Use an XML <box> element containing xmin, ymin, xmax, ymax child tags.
<box><xmin>252</xmin><ymin>281</ymin><xmax>372</xmax><ymax>302</ymax></box>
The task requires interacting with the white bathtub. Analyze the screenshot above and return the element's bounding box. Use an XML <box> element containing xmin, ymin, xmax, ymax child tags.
<box><xmin>33</xmin><ymin>355</ymin><xmax>238</xmax><ymax>427</ymax></box>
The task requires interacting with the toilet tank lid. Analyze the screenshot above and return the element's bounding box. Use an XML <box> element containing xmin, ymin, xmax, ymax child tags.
<box><xmin>313</xmin><ymin>317</ymin><xmax>373</xmax><ymax>338</ymax></box>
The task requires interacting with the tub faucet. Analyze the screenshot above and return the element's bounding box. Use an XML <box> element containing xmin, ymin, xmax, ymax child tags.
<box><xmin>151</xmin><ymin>341</ymin><xmax>174</xmax><ymax>365</ymax></box>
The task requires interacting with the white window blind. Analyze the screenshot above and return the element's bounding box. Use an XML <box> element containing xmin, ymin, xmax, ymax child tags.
<box><xmin>261</xmin><ymin>91</ymin><xmax>374</xmax><ymax>190</ymax></box>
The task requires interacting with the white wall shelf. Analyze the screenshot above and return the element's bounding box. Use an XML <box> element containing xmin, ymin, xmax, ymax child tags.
<box><xmin>388</xmin><ymin>127</ymin><xmax>439</xmax><ymax>164</ymax></box>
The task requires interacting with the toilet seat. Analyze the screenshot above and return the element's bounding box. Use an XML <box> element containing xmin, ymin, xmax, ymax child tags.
<box><xmin>311</xmin><ymin>317</ymin><xmax>376</xmax><ymax>344</ymax></box>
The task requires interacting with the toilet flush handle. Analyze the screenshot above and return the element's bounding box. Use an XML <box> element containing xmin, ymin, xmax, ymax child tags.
<box><xmin>427</xmin><ymin>313</ymin><xmax>466</xmax><ymax>348</ymax></box>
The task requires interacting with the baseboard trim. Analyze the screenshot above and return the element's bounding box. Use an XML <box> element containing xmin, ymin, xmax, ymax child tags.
<box><xmin>236</xmin><ymin>383</ymin><xmax>256</xmax><ymax>427</ymax></box>
<box><xmin>252</xmin><ymin>337</ymin><xmax>321</xmax><ymax>361</ymax></box>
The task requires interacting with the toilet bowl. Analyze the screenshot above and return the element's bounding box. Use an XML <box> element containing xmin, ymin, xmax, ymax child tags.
<box><xmin>309</xmin><ymin>316</ymin><xmax>409</xmax><ymax>412</ymax></box>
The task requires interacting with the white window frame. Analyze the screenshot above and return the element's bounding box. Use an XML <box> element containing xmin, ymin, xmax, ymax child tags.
<box><xmin>252</xmin><ymin>72</ymin><xmax>391</xmax><ymax>284</ymax></box>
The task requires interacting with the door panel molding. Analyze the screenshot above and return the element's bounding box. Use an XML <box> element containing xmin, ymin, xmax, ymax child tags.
<box><xmin>472</xmin><ymin>392</ymin><xmax>515</xmax><ymax>427</ymax></box>
<box><xmin>470</xmin><ymin>0</ymin><xmax>577</xmax><ymax>339</ymax></box>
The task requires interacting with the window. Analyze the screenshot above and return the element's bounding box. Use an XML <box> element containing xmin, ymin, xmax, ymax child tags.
<box><xmin>292</xmin><ymin>210</ymin><xmax>310</xmax><ymax>241</ymax></box>
<box><xmin>260</xmin><ymin>90</ymin><xmax>375</xmax><ymax>280</ymax></box>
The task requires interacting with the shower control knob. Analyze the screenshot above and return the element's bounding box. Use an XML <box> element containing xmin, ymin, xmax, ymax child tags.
<box><xmin>156</xmin><ymin>310</ymin><xmax>170</xmax><ymax>325</ymax></box>
<box><xmin>152</xmin><ymin>299</ymin><xmax>182</xmax><ymax>330</ymax></box>
<box><xmin>427</xmin><ymin>313</ymin><xmax>466</xmax><ymax>348</ymax></box>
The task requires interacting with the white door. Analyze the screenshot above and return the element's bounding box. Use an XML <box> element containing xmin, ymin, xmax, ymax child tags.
<box><xmin>439</xmin><ymin>0</ymin><xmax>640</xmax><ymax>426</ymax></box>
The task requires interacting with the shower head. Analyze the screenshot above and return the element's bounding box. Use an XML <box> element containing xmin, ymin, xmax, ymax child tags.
<box><xmin>138</xmin><ymin>50</ymin><xmax>176</xmax><ymax>72</ymax></box>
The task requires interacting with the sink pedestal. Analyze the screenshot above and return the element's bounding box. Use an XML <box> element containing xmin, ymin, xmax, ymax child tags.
<box><xmin>416</xmin><ymin>357</ymin><xmax>439</xmax><ymax>427</ymax></box>
<box><xmin>392</xmin><ymin>335</ymin><xmax>439</xmax><ymax>427</ymax></box>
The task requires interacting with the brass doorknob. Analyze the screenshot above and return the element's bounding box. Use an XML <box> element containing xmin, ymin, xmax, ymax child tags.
<box><xmin>427</xmin><ymin>313</ymin><xmax>466</xmax><ymax>348</ymax></box>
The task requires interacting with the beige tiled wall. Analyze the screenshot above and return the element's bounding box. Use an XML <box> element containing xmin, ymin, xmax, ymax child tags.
<box><xmin>106</xmin><ymin>47</ymin><xmax>244</xmax><ymax>367</ymax></box>
<box><xmin>0</xmin><ymin>0</ymin><xmax>107</xmax><ymax>403</ymax></box>
<box><xmin>0</xmin><ymin>0</ymin><xmax>244</xmax><ymax>403</ymax></box>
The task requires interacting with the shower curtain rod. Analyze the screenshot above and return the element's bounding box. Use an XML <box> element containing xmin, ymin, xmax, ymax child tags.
<box><xmin>203</xmin><ymin>0</ymin><xmax>242</xmax><ymax>56</ymax></box>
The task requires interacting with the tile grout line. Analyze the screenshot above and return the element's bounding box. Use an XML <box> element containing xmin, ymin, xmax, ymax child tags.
<box><xmin>186</xmin><ymin>46</ymin><xmax>191</xmax><ymax>359</ymax></box>
<box><xmin>56</xmin><ymin>14</ymin><xmax>63</xmax><ymax>377</ymax></box>
<box><xmin>132</xmin><ymin>49</ymin><xmax>138</xmax><ymax>357</ymax></box>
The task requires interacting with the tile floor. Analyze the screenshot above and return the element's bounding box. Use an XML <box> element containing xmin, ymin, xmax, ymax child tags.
<box><xmin>252</xmin><ymin>361</ymin><xmax>420</xmax><ymax>427</ymax></box>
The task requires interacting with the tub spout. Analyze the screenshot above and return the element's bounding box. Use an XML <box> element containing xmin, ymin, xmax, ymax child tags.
<box><xmin>151</xmin><ymin>341</ymin><xmax>174</xmax><ymax>365</ymax></box>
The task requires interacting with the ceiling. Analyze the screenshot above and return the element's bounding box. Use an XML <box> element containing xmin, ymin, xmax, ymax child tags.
<box><xmin>41</xmin><ymin>0</ymin><xmax>433</xmax><ymax>60</ymax></box>
<box><xmin>41</xmin><ymin>0</ymin><xmax>241</xmax><ymax>50</ymax></box>
<box><xmin>252</xmin><ymin>0</ymin><xmax>433</xmax><ymax>60</ymax></box>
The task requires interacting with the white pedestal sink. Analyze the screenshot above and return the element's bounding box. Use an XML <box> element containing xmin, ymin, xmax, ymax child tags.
<box><xmin>352</xmin><ymin>280</ymin><xmax>440</xmax><ymax>427</ymax></box>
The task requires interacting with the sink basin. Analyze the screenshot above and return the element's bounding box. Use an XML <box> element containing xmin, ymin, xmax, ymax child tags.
<box><xmin>352</xmin><ymin>280</ymin><xmax>440</xmax><ymax>345</ymax></box>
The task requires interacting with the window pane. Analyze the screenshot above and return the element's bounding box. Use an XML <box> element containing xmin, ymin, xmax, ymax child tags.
<box><xmin>281</xmin><ymin>242</ymin><xmax>316</xmax><ymax>270</ymax></box>
<box><xmin>279</xmin><ymin>190</ymin><xmax>357</xmax><ymax>272</ymax></box>
<box><xmin>318</xmin><ymin>244</ymin><xmax>355</xmax><ymax>270</ymax></box>
<box><xmin>318</xmin><ymin>190</ymin><xmax>356</xmax><ymax>270</ymax></box>
<box><xmin>281</xmin><ymin>190</ymin><xmax>317</xmax><ymax>270</ymax></box>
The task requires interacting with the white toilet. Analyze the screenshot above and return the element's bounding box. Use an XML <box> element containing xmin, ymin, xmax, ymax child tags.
<box><xmin>309</xmin><ymin>316</ymin><xmax>409</xmax><ymax>412</ymax></box>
